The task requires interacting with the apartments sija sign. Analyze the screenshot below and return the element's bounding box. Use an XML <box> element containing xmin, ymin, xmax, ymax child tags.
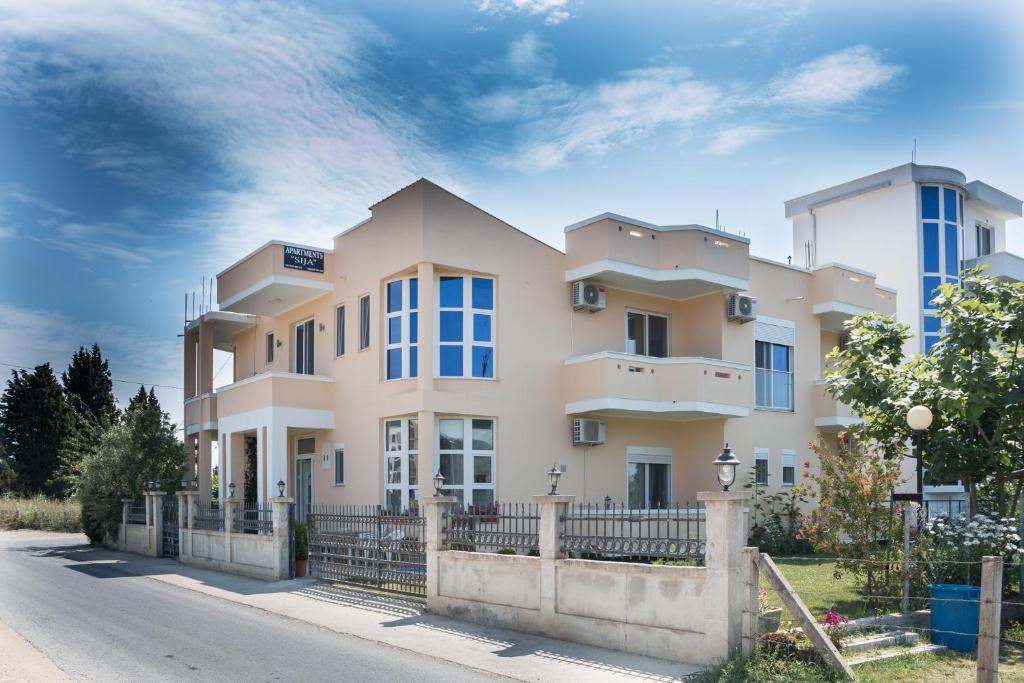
<box><xmin>283</xmin><ymin>245</ymin><xmax>324</xmax><ymax>273</ymax></box>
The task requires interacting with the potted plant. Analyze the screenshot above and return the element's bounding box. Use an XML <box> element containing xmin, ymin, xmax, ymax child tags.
<box><xmin>294</xmin><ymin>522</ymin><xmax>308</xmax><ymax>578</ymax></box>
<box><xmin>758</xmin><ymin>589</ymin><xmax>782</xmax><ymax>633</ymax></box>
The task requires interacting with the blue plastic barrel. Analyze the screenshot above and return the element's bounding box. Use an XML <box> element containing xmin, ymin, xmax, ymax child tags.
<box><xmin>929</xmin><ymin>583</ymin><xmax>980</xmax><ymax>652</ymax></box>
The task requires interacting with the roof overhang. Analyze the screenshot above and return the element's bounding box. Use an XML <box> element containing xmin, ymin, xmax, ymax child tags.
<box><xmin>566</xmin><ymin>397</ymin><xmax>748</xmax><ymax>421</ymax></box>
<box><xmin>812</xmin><ymin>301</ymin><xmax>872</xmax><ymax>332</ymax></box>
<box><xmin>565</xmin><ymin>259</ymin><xmax>747</xmax><ymax>299</ymax></box>
<box><xmin>186</xmin><ymin>311</ymin><xmax>257</xmax><ymax>351</ymax></box>
<box><xmin>219</xmin><ymin>275</ymin><xmax>333</xmax><ymax>317</ymax></box>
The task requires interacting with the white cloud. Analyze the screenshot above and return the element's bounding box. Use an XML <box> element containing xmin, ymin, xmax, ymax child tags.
<box><xmin>705</xmin><ymin>124</ymin><xmax>780</xmax><ymax>155</ymax></box>
<box><xmin>767</xmin><ymin>45</ymin><xmax>903</xmax><ymax>108</ymax></box>
<box><xmin>475</xmin><ymin>0</ymin><xmax>575</xmax><ymax>25</ymax></box>
<box><xmin>0</xmin><ymin>225</ymin><xmax>13</xmax><ymax>239</ymax></box>
<box><xmin>0</xmin><ymin>0</ymin><xmax>453</xmax><ymax>267</ymax></box>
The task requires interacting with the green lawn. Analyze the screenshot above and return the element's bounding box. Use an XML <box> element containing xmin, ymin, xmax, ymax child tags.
<box><xmin>760</xmin><ymin>557</ymin><xmax>888</xmax><ymax>621</ymax></box>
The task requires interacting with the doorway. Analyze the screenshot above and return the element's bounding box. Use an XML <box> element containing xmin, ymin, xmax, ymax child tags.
<box><xmin>295</xmin><ymin>435</ymin><xmax>315</xmax><ymax>521</ymax></box>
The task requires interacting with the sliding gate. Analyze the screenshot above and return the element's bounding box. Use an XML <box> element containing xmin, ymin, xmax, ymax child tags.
<box><xmin>307</xmin><ymin>505</ymin><xmax>426</xmax><ymax>597</ymax></box>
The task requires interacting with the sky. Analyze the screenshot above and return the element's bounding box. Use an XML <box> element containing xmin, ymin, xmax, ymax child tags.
<box><xmin>1</xmin><ymin>0</ymin><xmax>1023</xmax><ymax>429</ymax></box>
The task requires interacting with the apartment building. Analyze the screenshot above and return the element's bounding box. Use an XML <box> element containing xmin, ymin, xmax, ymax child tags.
<box><xmin>183</xmin><ymin>179</ymin><xmax>895</xmax><ymax>516</ymax></box>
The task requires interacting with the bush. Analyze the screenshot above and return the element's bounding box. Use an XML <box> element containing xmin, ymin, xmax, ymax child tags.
<box><xmin>923</xmin><ymin>513</ymin><xmax>1022</xmax><ymax>587</ymax></box>
<box><xmin>0</xmin><ymin>495</ymin><xmax>81</xmax><ymax>532</ymax></box>
<box><xmin>687</xmin><ymin>648</ymin><xmax>840</xmax><ymax>683</ymax></box>
<box><xmin>294</xmin><ymin>522</ymin><xmax>308</xmax><ymax>560</ymax></box>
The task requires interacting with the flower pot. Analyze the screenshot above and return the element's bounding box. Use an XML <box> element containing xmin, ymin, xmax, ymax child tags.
<box><xmin>295</xmin><ymin>559</ymin><xmax>308</xmax><ymax>578</ymax></box>
<box><xmin>759</xmin><ymin>607</ymin><xmax>783</xmax><ymax>633</ymax></box>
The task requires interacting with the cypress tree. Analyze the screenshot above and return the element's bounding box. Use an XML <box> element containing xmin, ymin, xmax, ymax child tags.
<box><xmin>62</xmin><ymin>345</ymin><xmax>116</xmax><ymax>425</ymax></box>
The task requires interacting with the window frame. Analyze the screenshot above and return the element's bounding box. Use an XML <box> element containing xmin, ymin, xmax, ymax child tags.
<box><xmin>436</xmin><ymin>416</ymin><xmax>496</xmax><ymax>510</ymax></box>
<box><xmin>292</xmin><ymin>318</ymin><xmax>315</xmax><ymax>375</ymax></box>
<box><xmin>624</xmin><ymin>309</ymin><xmax>669</xmax><ymax>358</ymax></box>
<box><xmin>266</xmin><ymin>332</ymin><xmax>275</xmax><ymax>365</ymax></box>
<box><xmin>781</xmin><ymin>449</ymin><xmax>795</xmax><ymax>487</ymax></box>
<box><xmin>358</xmin><ymin>294</ymin><xmax>370</xmax><ymax>351</ymax></box>
<box><xmin>754</xmin><ymin>341</ymin><xmax>794</xmax><ymax>411</ymax></box>
<box><xmin>434</xmin><ymin>275</ymin><xmax>496</xmax><ymax>379</ymax></box>
<box><xmin>754</xmin><ymin>448</ymin><xmax>769</xmax><ymax>486</ymax></box>
<box><xmin>920</xmin><ymin>184</ymin><xmax>962</xmax><ymax>353</ymax></box>
<box><xmin>976</xmin><ymin>223</ymin><xmax>993</xmax><ymax>258</ymax></box>
<box><xmin>333</xmin><ymin>444</ymin><xmax>345</xmax><ymax>486</ymax></box>
<box><xmin>335</xmin><ymin>305</ymin><xmax>345</xmax><ymax>358</ymax></box>
<box><xmin>383</xmin><ymin>418</ymin><xmax>419</xmax><ymax>512</ymax></box>
<box><xmin>384</xmin><ymin>277</ymin><xmax>418</xmax><ymax>381</ymax></box>
<box><xmin>625</xmin><ymin>447</ymin><xmax>672</xmax><ymax>510</ymax></box>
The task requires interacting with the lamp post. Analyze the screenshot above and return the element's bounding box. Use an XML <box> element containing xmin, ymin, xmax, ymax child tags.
<box><xmin>906</xmin><ymin>405</ymin><xmax>933</xmax><ymax>502</ymax></box>
<box><xmin>713</xmin><ymin>444</ymin><xmax>740</xmax><ymax>492</ymax></box>
<box><xmin>547</xmin><ymin>463</ymin><xmax>562</xmax><ymax>495</ymax></box>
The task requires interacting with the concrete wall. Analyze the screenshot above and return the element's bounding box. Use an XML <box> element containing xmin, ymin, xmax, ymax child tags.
<box><xmin>181</xmin><ymin>529</ymin><xmax>279</xmax><ymax>581</ymax></box>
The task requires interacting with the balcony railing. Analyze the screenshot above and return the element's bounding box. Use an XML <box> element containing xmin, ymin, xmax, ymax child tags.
<box><xmin>965</xmin><ymin>251</ymin><xmax>1024</xmax><ymax>282</ymax></box>
<box><xmin>184</xmin><ymin>392</ymin><xmax>218</xmax><ymax>433</ymax></box>
<box><xmin>216</xmin><ymin>371</ymin><xmax>335</xmax><ymax>420</ymax></box>
<box><xmin>810</xmin><ymin>264</ymin><xmax>895</xmax><ymax>331</ymax></box>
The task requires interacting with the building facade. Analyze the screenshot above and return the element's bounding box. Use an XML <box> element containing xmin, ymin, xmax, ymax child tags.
<box><xmin>183</xmin><ymin>179</ymin><xmax>896</xmax><ymax>515</ymax></box>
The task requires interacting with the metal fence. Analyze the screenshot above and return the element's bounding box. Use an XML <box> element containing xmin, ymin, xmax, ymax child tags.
<box><xmin>193</xmin><ymin>500</ymin><xmax>225</xmax><ymax>531</ymax></box>
<box><xmin>307</xmin><ymin>505</ymin><xmax>426</xmax><ymax>597</ymax></box>
<box><xmin>444</xmin><ymin>502</ymin><xmax>539</xmax><ymax>555</ymax></box>
<box><xmin>560</xmin><ymin>501</ymin><xmax>706</xmax><ymax>561</ymax></box>
<box><xmin>126</xmin><ymin>500</ymin><xmax>147</xmax><ymax>525</ymax></box>
<box><xmin>232</xmin><ymin>502</ymin><xmax>273</xmax><ymax>534</ymax></box>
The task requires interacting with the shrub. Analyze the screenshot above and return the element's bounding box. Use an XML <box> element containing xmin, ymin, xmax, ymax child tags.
<box><xmin>496</xmin><ymin>547</ymin><xmax>517</xmax><ymax>555</ymax></box>
<box><xmin>688</xmin><ymin>648</ymin><xmax>840</xmax><ymax>683</ymax></box>
<box><xmin>923</xmin><ymin>512</ymin><xmax>1021</xmax><ymax>587</ymax></box>
<box><xmin>0</xmin><ymin>495</ymin><xmax>81</xmax><ymax>532</ymax></box>
<box><xmin>820</xmin><ymin>611</ymin><xmax>850</xmax><ymax>651</ymax></box>
<box><xmin>294</xmin><ymin>522</ymin><xmax>308</xmax><ymax>560</ymax></box>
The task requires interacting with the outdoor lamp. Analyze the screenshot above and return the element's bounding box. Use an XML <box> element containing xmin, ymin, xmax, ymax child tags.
<box><xmin>228</xmin><ymin>482</ymin><xmax>236</xmax><ymax>498</ymax></box>
<box><xmin>154</xmin><ymin>480</ymin><xmax>161</xmax><ymax>491</ymax></box>
<box><xmin>180</xmin><ymin>479</ymin><xmax>189</xmax><ymax>490</ymax></box>
<box><xmin>547</xmin><ymin>463</ymin><xmax>562</xmax><ymax>495</ymax></box>
<box><xmin>713</xmin><ymin>444</ymin><xmax>740</xmax><ymax>492</ymax></box>
<box><xmin>906</xmin><ymin>405</ymin><xmax>933</xmax><ymax>431</ymax></box>
<box><xmin>277</xmin><ymin>480</ymin><xmax>285</xmax><ymax>497</ymax></box>
<box><xmin>192</xmin><ymin>479</ymin><xmax>199</xmax><ymax>491</ymax></box>
<box><xmin>433</xmin><ymin>471</ymin><xmax>445</xmax><ymax>496</ymax></box>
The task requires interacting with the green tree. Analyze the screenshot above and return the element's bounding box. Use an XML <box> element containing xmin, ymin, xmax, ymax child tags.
<box><xmin>62</xmin><ymin>345</ymin><xmax>116</xmax><ymax>424</ymax></box>
<box><xmin>0</xmin><ymin>364</ymin><xmax>74</xmax><ymax>496</ymax></box>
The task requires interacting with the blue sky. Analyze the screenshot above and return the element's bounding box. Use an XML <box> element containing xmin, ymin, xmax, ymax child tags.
<box><xmin>1</xmin><ymin>0</ymin><xmax>1023</xmax><ymax>427</ymax></box>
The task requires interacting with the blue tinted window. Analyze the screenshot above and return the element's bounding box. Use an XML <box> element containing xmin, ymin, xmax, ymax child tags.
<box><xmin>771</xmin><ymin>344</ymin><xmax>790</xmax><ymax>372</ymax></box>
<box><xmin>473</xmin><ymin>346</ymin><xmax>494</xmax><ymax>378</ymax></box>
<box><xmin>409</xmin><ymin>312</ymin><xmax>418</xmax><ymax>343</ymax></box>
<box><xmin>944</xmin><ymin>188</ymin><xmax>957</xmax><ymax>223</ymax></box>
<box><xmin>472</xmin><ymin>277</ymin><xmax>493</xmax><ymax>310</ymax></box>
<box><xmin>946</xmin><ymin>277</ymin><xmax>958</xmax><ymax>284</ymax></box>
<box><xmin>923</xmin><ymin>276</ymin><xmax>941</xmax><ymax>309</ymax></box>
<box><xmin>409</xmin><ymin>347</ymin><xmax>418</xmax><ymax>378</ymax></box>
<box><xmin>387</xmin><ymin>280</ymin><xmax>402</xmax><ymax>313</ymax></box>
<box><xmin>409</xmin><ymin>278</ymin><xmax>418</xmax><ymax>310</ymax></box>
<box><xmin>924</xmin><ymin>335</ymin><xmax>940</xmax><ymax>353</ymax></box>
<box><xmin>921</xmin><ymin>186</ymin><xmax>939</xmax><ymax>220</ymax></box>
<box><xmin>440</xmin><ymin>311</ymin><xmax>463</xmax><ymax>342</ymax></box>
<box><xmin>473</xmin><ymin>314</ymin><xmax>491</xmax><ymax>342</ymax></box>
<box><xmin>923</xmin><ymin>223</ymin><xmax>939</xmax><ymax>272</ymax></box>
<box><xmin>440</xmin><ymin>346</ymin><xmax>462</xmax><ymax>376</ymax></box>
<box><xmin>440</xmin><ymin>276</ymin><xmax>463</xmax><ymax>308</ymax></box>
<box><xmin>387</xmin><ymin>348</ymin><xmax>402</xmax><ymax>380</ymax></box>
<box><xmin>924</xmin><ymin>316</ymin><xmax>941</xmax><ymax>333</ymax></box>
<box><xmin>944</xmin><ymin>223</ymin><xmax>958</xmax><ymax>275</ymax></box>
<box><xmin>388</xmin><ymin>316</ymin><xmax>401</xmax><ymax>344</ymax></box>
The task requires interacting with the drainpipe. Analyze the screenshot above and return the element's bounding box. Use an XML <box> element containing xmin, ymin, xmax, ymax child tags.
<box><xmin>809</xmin><ymin>207</ymin><xmax>818</xmax><ymax>268</ymax></box>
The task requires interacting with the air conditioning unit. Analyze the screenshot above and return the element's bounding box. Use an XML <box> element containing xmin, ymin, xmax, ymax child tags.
<box><xmin>726</xmin><ymin>294</ymin><xmax>756</xmax><ymax>323</ymax></box>
<box><xmin>572</xmin><ymin>418</ymin><xmax>606</xmax><ymax>446</ymax></box>
<box><xmin>572</xmin><ymin>281</ymin><xmax>607</xmax><ymax>312</ymax></box>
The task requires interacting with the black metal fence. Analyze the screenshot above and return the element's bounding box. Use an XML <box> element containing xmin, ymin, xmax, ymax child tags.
<box><xmin>233</xmin><ymin>502</ymin><xmax>273</xmax><ymax>534</ymax></box>
<box><xmin>444</xmin><ymin>502</ymin><xmax>539</xmax><ymax>555</ymax></box>
<box><xmin>126</xmin><ymin>500</ymin><xmax>147</xmax><ymax>525</ymax></box>
<box><xmin>560</xmin><ymin>501</ymin><xmax>706</xmax><ymax>561</ymax></box>
<box><xmin>307</xmin><ymin>505</ymin><xmax>426</xmax><ymax>597</ymax></box>
<box><xmin>193</xmin><ymin>500</ymin><xmax>225</xmax><ymax>531</ymax></box>
<box><xmin>162</xmin><ymin>498</ymin><xmax>179</xmax><ymax>557</ymax></box>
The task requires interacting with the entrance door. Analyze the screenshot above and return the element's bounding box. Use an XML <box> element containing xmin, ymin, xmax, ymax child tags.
<box><xmin>295</xmin><ymin>436</ymin><xmax>315</xmax><ymax>521</ymax></box>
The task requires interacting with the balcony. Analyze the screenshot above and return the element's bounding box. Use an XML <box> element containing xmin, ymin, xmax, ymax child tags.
<box><xmin>564</xmin><ymin>214</ymin><xmax>749</xmax><ymax>299</ymax></box>
<box><xmin>810</xmin><ymin>264</ymin><xmax>896</xmax><ymax>332</ymax></box>
<box><xmin>184</xmin><ymin>393</ymin><xmax>218</xmax><ymax>435</ymax></box>
<box><xmin>217</xmin><ymin>241</ymin><xmax>334</xmax><ymax>316</ymax></box>
<box><xmin>813</xmin><ymin>380</ymin><xmax>861</xmax><ymax>431</ymax></box>
<box><xmin>564</xmin><ymin>352</ymin><xmax>751</xmax><ymax>420</ymax></box>
<box><xmin>216</xmin><ymin>372</ymin><xmax>335</xmax><ymax>428</ymax></box>
<box><xmin>965</xmin><ymin>251</ymin><xmax>1024</xmax><ymax>282</ymax></box>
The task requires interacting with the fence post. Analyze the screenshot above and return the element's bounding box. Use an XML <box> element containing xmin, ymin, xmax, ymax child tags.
<box><xmin>902</xmin><ymin>501</ymin><xmax>917</xmax><ymax>613</ymax></box>
<box><xmin>742</xmin><ymin>546</ymin><xmax>759</xmax><ymax>656</ymax></box>
<box><xmin>697</xmin><ymin>490</ymin><xmax>752</xmax><ymax>662</ymax></box>
<box><xmin>422</xmin><ymin>495</ymin><xmax>457</xmax><ymax>610</ymax></box>
<box><xmin>270</xmin><ymin>496</ymin><xmax>294</xmax><ymax>580</ymax></box>
<box><xmin>533</xmin><ymin>493</ymin><xmax>574</xmax><ymax>629</ymax></box>
<box><xmin>120</xmin><ymin>499</ymin><xmax>132</xmax><ymax>552</ymax></box>
<box><xmin>224</xmin><ymin>497</ymin><xmax>237</xmax><ymax>564</ymax></box>
<box><xmin>977</xmin><ymin>556</ymin><xmax>1003</xmax><ymax>683</ymax></box>
<box><xmin>176</xmin><ymin>490</ymin><xmax>189</xmax><ymax>561</ymax></box>
<box><xmin>151</xmin><ymin>490</ymin><xmax>165</xmax><ymax>557</ymax></box>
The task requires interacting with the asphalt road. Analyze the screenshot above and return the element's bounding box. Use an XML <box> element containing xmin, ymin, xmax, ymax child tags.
<box><xmin>0</xmin><ymin>532</ymin><xmax>504</xmax><ymax>682</ymax></box>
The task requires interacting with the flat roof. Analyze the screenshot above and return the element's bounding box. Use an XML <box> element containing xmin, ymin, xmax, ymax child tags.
<box><xmin>564</xmin><ymin>212</ymin><xmax>751</xmax><ymax>244</ymax></box>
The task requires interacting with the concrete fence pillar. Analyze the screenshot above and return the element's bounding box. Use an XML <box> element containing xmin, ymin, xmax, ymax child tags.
<box><xmin>120</xmin><ymin>498</ymin><xmax>133</xmax><ymax>552</ymax></box>
<box><xmin>697</xmin><ymin>490</ymin><xmax>753</xmax><ymax>662</ymax></box>
<box><xmin>533</xmin><ymin>494</ymin><xmax>574</xmax><ymax>625</ymax></box>
<box><xmin>151</xmin><ymin>491</ymin><xmax>165</xmax><ymax>558</ymax></box>
<box><xmin>978</xmin><ymin>556</ymin><xmax>1003</xmax><ymax>683</ymax></box>
<box><xmin>271</xmin><ymin>497</ymin><xmax>294</xmax><ymax>580</ymax></box>
<box><xmin>224</xmin><ymin>497</ymin><xmax>238</xmax><ymax>563</ymax></box>
<box><xmin>422</xmin><ymin>495</ymin><xmax>457</xmax><ymax>606</ymax></box>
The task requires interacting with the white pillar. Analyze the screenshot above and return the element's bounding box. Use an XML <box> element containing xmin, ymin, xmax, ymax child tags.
<box><xmin>422</xmin><ymin>495</ymin><xmax>457</xmax><ymax>608</ymax></box>
<box><xmin>533</xmin><ymin>494</ymin><xmax>574</xmax><ymax>630</ymax></box>
<box><xmin>271</xmin><ymin>496</ymin><xmax>294</xmax><ymax>580</ymax></box>
<box><xmin>269</xmin><ymin>422</ymin><xmax>289</xmax><ymax>498</ymax></box>
<box><xmin>697</xmin><ymin>490</ymin><xmax>753</xmax><ymax>662</ymax></box>
<box><xmin>256</xmin><ymin>426</ymin><xmax>266</xmax><ymax>506</ymax></box>
<box><xmin>219</xmin><ymin>433</ymin><xmax>229</xmax><ymax>506</ymax></box>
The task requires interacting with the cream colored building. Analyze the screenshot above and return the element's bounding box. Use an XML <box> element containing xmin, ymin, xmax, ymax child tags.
<box><xmin>183</xmin><ymin>179</ymin><xmax>895</xmax><ymax>517</ymax></box>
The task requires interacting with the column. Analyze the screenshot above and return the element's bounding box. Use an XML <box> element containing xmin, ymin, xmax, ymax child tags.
<box><xmin>417</xmin><ymin>410</ymin><xmax>435</xmax><ymax>503</ymax></box>
<box><xmin>271</xmin><ymin>496</ymin><xmax>294</xmax><ymax>580</ymax></box>
<box><xmin>198</xmin><ymin>320</ymin><xmax>214</xmax><ymax>395</ymax></box>
<box><xmin>120</xmin><ymin>498</ymin><xmax>133</xmax><ymax>552</ymax></box>
<box><xmin>151</xmin><ymin>490</ymin><xmax>166</xmax><ymax>558</ymax></box>
<box><xmin>269</xmin><ymin>422</ymin><xmax>289</xmax><ymax>498</ymax></box>
<box><xmin>224</xmin><ymin>495</ymin><xmax>237</xmax><ymax>563</ymax></box>
<box><xmin>533</xmin><ymin>493</ymin><xmax>574</xmax><ymax>629</ymax></box>
<box><xmin>422</xmin><ymin>494</ymin><xmax>457</xmax><ymax>608</ymax></box>
<box><xmin>220</xmin><ymin>432</ymin><xmax>230</xmax><ymax>506</ymax></box>
<box><xmin>184</xmin><ymin>328</ymin><xmax>197</xmax><ymax>399</ymax></box>
<box><xmin>185</xmin><ymin>488</ymin><xmax>199</xmax><ymax>559</ymax></box>
<box><xmin>198</xmin><ymin>433</ymin><xmax>213</xmax><ymax>503</ymax></box>
<box><xmin>697</xmin><ymin>490</ymin><xmax>753</xmax><ymax>661</ymax></box>
<box><xmin>256</xmin><ymin>425</ymin><xmax>266</xmax><ymax>506</ymax></box>
<box><xmin>416</xmin><ymin>262</ymin><xmax>434</xmax><ymax>392</ymax></box>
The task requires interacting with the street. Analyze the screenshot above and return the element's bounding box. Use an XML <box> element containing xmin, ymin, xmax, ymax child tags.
<box><xmin>0</xmin><ymin>532</ymin><xmax>503</xmax><ymax>682</ymax></box>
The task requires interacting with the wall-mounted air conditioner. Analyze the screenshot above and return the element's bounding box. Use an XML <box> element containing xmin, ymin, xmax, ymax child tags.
<box><xmin>572</xmin><ymin>281</ymin><xmax>607</xmax><ymax>312</ymax></box>
<box><xmin>726</xmin><ymin>294</ymin><xmax>756</xmax><ymax>323</ymax></box>
<box><xmin>572</xmin><ymin>418</ymin><xmax>606</xmax><ymax>446</ymax></box>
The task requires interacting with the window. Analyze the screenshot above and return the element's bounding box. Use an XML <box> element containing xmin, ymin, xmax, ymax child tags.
<box><xmin>781</xmin><ymin>450</ymin><xmax>795</xmax><ymax>486</ymax></box>
<box><xmin>385</xmin><ymin>277</ymin><xmax>418</xmax><ymax>380</ymax></box>
<box><xmin>755</xmin><ymin>341</ymin><xmax>793</xmax><ymax>410</ymax></box>
<box><xmin>625</xmin><ymin>310</ymin><xmax>668</xmax><ymax>357</ymax></box>
<box><xmin>754</xmin><ymin>449</ymin><xmax>769</xmax><ymax>485</ymax></box>
<box><xmin>334</xmin><ymin>446</ymin><xmax>345</xmax><ymax>486</ymax></box>
<box><xmin>920</xmin><ymin>185</ymin><xmax>961</xmax><ymax>353</ymax></box>
<box><xmin>437</xmin><ymin>275</ymin><xmax>495</xmax><ymax>379</ymax></box>
<box><xmin>359</xmin><ymin>295</ymin><xmax>370</xmax><ymax>350</ymax></box>
<box><xmin>437</xmin><ymin>417</ymin><xmax>495</xmax><ymax>509</ymax></box>
<box><xmin>626</xmin><ymin>447</ymin><xmax>671</xmax><ymax>509</ymax></box>
<box><xmin>335</xmin><ymin>305</ymin><xmax>345</xmax><ymax>357</ymax></box>
<box><xmin>293</xmin><ymin>319</ymin><xmax>314</xmax><ymax>375</ymax></box>
<box><xmin>266</xmin><ymin>333</ymin><xmax>274</xmax><ymax>364</ymax></box>
<box><xmin>976</xmin><ymin>224</ymin><xmax>993</xmax><ymax>257</ymax></box>
<box><xmin>383</xmin><ymin>419</ymin><xmax>418</xmax><ymax>512</ymax></box>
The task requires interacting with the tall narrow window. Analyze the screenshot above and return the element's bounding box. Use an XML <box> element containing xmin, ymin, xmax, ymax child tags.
<box><xmin>626</xmin><ymin>448</ymin><xmax>671</xmax><ymax>509</ymax></box>
<box><xmin>293</xmin><ymin>319</ymin><xmax>314</xmax><ymax>375</ymax></box>
<box><xmin>334</xmin><ymin>446</ymin><xmax>345</xmax><ymax>486</ymax></box>
<box><xmin>437</xmin><ymin>417</ymin><xmax>495</xmax><ymax>509</ymax></box>
<box><xmin>335</xmin><ymin>305</ymin><xmax>345</xmax><ymax>357</ymax></box>
<box><xmin>436</xmin><ymin>275</ymin><xmax>495</xmax><ymax>378</ymax></box>
<box><xmin>383</xmin><ymin>418</ymin><xmax>418</xmax><ymax>512</ymax></box>
<box><xmin>754</xmin><ymin>449</ymin><xmax>769</xmax><ymax>485</ymax></box>
<box><xmin>755</xmin><ymin>341</ymin><xmax>793</xmax><ymax>410</ymax></box>
<box><xmin>976</xmin><ymin>224</ymin><xmax>993</xmax><ymax>257</ymax></box>
<box><xmin>359</xmin><ymin>294</ymin><xmax>370</xmax><ymax>350</ymax></box>
<box><xmin>921</xmin><ymin>185</ymin><xmax>961</xmax><ymax>353</ymax></box>
<box><xmin>625</xmin><ymin>311</ymin><xmax>668</xmax><ymax>357</ymax></box>
<box><xmin>781</xmin><ymin>450</ymin><xmax>795</xmax><ymax>486</ymax></box>
<box><xmin>385</xmin><ymin>277</ymin><xmax>418</xmax><ymax>380</ymax></box>
<box><xmin>266</xmin><ymin>332</ymin><xmax>275</xmax><ymax>364</ymax></box>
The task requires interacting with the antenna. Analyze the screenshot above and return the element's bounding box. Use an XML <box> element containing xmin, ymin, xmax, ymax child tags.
<box><xmin>201</xmin><ymin>278</ymin><xmax>206</xmax><ymax>316</ymax></box>
<box><xmin>715</xmin><ymin>209</ymin><xmax>720</xmax><ymax>230</ymax></box>
<box><xmin>184</xmin><ymin>293</ymin><xmax>188</xmax><ymax>325</ymax></box>
<box><xmin>912</xmin><ymin>138</ymin><xmax>917</xmax><ymax>164</ymax></box>
<box><xmin>191</xmin><ymin>292</ymin><xmax>195</xmax><ymax>320</ymax></box>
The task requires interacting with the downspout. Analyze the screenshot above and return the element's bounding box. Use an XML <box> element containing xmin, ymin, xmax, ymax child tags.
<box><xmin>809</xmin><ymin>207</ymin><xmax>818</xmax><ymax>268</ymax></box>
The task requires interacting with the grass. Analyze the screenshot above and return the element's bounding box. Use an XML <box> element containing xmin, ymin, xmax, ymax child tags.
<box><xmin>761</xmin><ymin>556</ymin><xmax>879</xmax><ymax>620</ymax></box>
<box><xmin>0</xmin><ymin>495</ymin><xmax>81</xmax><ymax>532</ymax></box>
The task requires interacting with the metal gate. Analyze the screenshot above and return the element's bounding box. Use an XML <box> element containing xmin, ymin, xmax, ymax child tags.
<box><xmin>307</xmin><ymin>505</ymin><xmax>425</xmax><ymax>597</ymax></box>
<box><xmin>162</xmin><ymin>498</ymin><xmax>179</xmax><ymax>558</ymax></box>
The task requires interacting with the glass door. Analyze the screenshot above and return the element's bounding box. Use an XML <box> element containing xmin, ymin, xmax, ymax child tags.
<box><xmin>295</xmin><ymin>436</ymin><xmax>315</xmax><ymax>521</ymax></box>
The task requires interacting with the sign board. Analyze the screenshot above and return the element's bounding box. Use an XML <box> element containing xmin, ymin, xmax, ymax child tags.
<box><xmin>283</xmin><ymin>245</ymin><xmax>324</xmax><ymax>273</ymax></box>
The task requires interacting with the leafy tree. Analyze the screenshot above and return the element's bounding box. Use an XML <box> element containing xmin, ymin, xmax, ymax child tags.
<box><xmin>62</xmin><ymin>345</ymin><xmax>116</xmax><ymax>424</ymax></box>
<box><xmin>0</xmin><ymin>364</ymin><xmax>74</xmax><ymax>496</ymax></box>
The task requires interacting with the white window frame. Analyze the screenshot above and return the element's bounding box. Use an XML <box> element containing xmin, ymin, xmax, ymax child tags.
<box><xmin>755</xmin><ymin>341</ymin><xmax>794</xmax><ymax>411</ymax></box>
<box><xmin>626</xmin><ymin>446</ymin><xmax>672</xmax><ymax>510</ymax></box>
<box><xmin>384</xmin><ymin>277</ymin><xmax>418</xmax><ymax>381</ymax></box>
<box><xmin>359</xmin><ymin>294</ymin><xmax>370</xmax><ymax>351</ymax></box>
<box><xmin>292</xmin><ymin>318</ymin><xmax>314</xmax><ymax>375</ymax></box>
<box><xmin>266</xmin><ymin>332</ymin><xmax>274</xmax><ymax>365</ymax></box>
<box><xmin>781</xmin><ymin>449</ymin><xmax>795</xmax><ymax>487</ymax></box>
<box><xmin>624</xmin><ymin>309</ymin><xmax>669</xmax><ymax>357</ymax></box>
<box><xmin>976</xmin><ymin>223</ymin><xmax>993</xmax><ymax>258</ymax></box>
<box><xmin>335</xmin><ymin>305</ymin><xmax>345</xmax><ymax>358</ymax></box>
<box><xmin>437</xmin><ymin>416</ymin><xmax>495</xmax><ymax>509</ymax></box>
<box><xmin>383</xmin><ymin>418</ymin><xmax>419</xmax><ymax>511</ymax></box>
<box><xmin>294</xmin><ymin>434</ymin><xmax>316</xmax><ymax>512</ymax></box>
<box><xmin>754</xmin><ymin>448</ymin><xmax>770</xmax><ymax>486</ymax></box>
<box><xmin>333</xmin><ymin>443</ymin><xmax>345</xmax><ymax>486</ymax></box>
<box><xmin>434</xmin><ymin>275</ymin><xmax>496</xmax><ymax>379</ymax></box>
